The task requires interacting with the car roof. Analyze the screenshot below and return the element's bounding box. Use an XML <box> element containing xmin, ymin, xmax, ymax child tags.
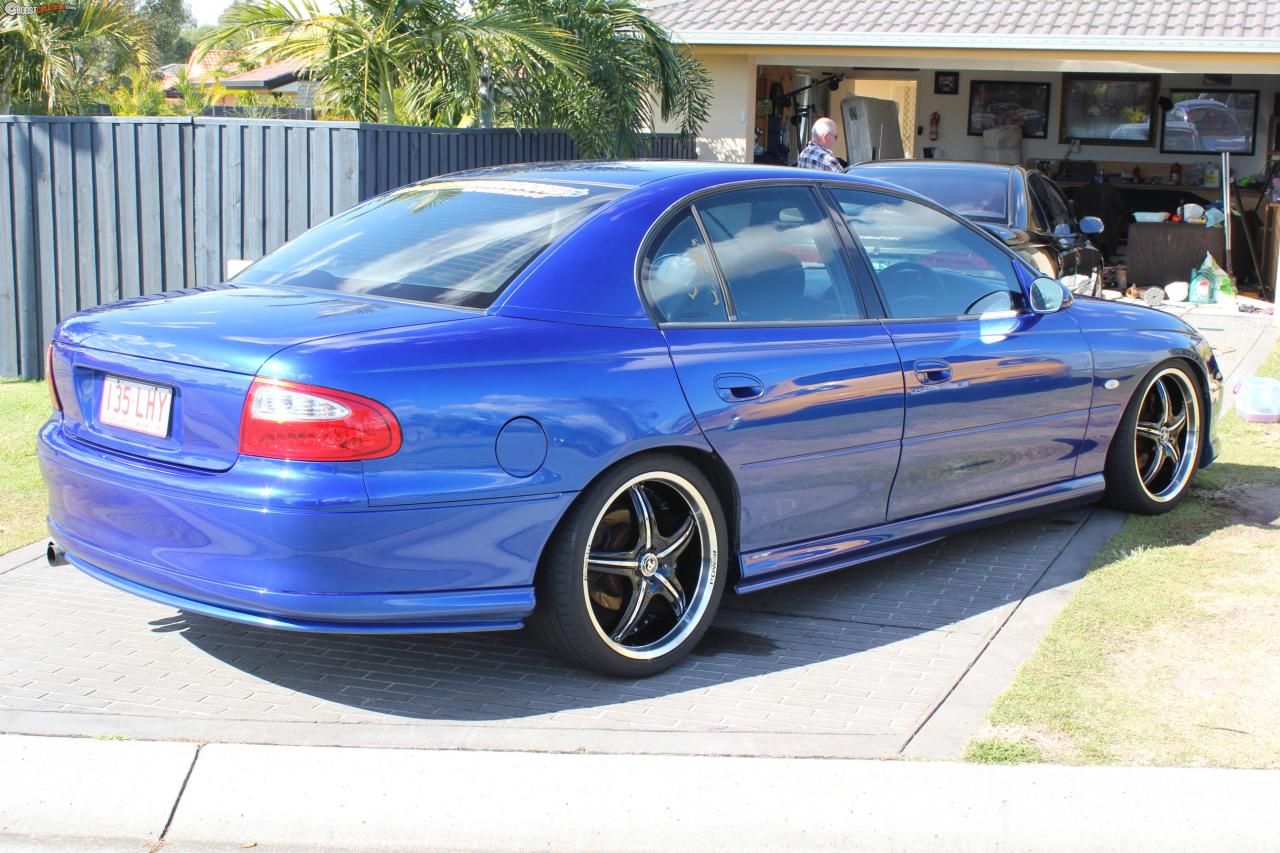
<box><xmin>441</xmin><ymin>159</ymin><xmax>908</xmax><ymax>193</ymax></box>
<box><xmin>848</xmin><ymin>159</ymin><xmax>1017</xmax><ymax>175</ymax></box>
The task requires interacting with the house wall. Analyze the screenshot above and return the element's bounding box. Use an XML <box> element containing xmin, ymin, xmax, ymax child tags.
<box><xmin>657</xmin><ymin>52</ymin><xmax>756</xmax><ymax>161</ymax></box>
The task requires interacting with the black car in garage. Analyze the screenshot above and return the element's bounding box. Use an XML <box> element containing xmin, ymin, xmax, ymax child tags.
<box><xmin>847</xmin><ymin>161</ymin><xmax>1105</xmax><ymax>296</ymax></box>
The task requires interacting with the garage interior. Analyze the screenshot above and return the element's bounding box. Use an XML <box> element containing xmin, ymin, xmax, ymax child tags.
<box><xmin>752</xmin><ymin>62</ymin><xmax>1280</xmax><ymax>311</ymax></box>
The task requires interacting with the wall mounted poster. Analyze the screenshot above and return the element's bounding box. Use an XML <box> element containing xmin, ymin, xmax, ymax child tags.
<box><xmin>1161</xmin><ymin>89</ymin><xmax>1258</xmax><ymax>155</ymax></box>
<box><xmin>1060</xmin><ymin>74</ymin><xmax>1159</xmax><ymax>145</ymax></box>
<box><xmin>967</xmin><ymin>80</ymin><xmax>1051</xmax><ymax>138</ymax></box>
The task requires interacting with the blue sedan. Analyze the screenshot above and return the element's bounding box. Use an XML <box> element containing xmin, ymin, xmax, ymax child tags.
<box><xmin>40</xmin><ymin>161</ymin><xmax>1222</xmax><ymax>676</ymax></box>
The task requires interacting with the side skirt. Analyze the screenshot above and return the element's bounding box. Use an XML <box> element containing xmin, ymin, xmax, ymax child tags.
<box><xmin>734</xmin><ymin>474</ymin><xmax>1105</xmax><ymax>594</ymax></box>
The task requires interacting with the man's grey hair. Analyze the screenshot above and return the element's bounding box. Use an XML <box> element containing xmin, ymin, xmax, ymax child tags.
<box><xmin>811</xmin><ymin>117</ymin><xmax>838</xmax><ymax>139</ymax></box>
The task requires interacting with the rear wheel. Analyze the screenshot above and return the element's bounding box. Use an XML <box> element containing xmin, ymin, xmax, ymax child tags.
<box><xmin>1104</xmin><ymin>361</ymin><xmax>1204</xmax><ymax>514</ymax></box>
<box><xmin>529</xmin><ymin>454</ymin><xmax>727</xmax><ymax>677</ymax></box>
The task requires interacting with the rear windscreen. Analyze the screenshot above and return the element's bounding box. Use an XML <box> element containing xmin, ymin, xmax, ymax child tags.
<box><xmin>234</xmin><ymin>179</ymin><xmax>625</xmax><ymax>309</ymax></box>
<box><xmin>853</xmin><ymin>166</ymin><xmax>1009</xmax><ymax>224</ymax></box>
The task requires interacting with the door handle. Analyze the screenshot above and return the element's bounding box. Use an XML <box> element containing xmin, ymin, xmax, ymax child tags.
<box><xmin>714</xmin><ymin>373</ymin><xmax>764</xmax><ymax>402</ymax></box>
<box><xmin>914</xmin><ymin>359</ymin><xmax>952</xmax><ymax>385</ymax></box>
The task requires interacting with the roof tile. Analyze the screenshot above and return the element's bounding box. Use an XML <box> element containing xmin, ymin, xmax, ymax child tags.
<box><xmin>645</xmin><ymin>0</ymin><xmax>1280</xmax><ymax>43</ymax></box>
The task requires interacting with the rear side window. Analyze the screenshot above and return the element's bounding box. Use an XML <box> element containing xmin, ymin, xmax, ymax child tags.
<box><xmin>235</xmin><ymin>179</ymin><xmax>624</xmax><ymax>309</ymax></box>
<box><xmin>830</xmin><ymin>188</ymin><xmax>1021</xmax><ymax>319</ymax></box>
<box><xmin>1029</xmin><ymin>175</ymin><xmax>1071</xmax><ymax>232</ymax></box>
<box><xmin>851</xmin><ymin>165</ymin><xmax>1010</xmax><ymax>223</ymax></box>
<box><xmin>693</xmin><ymin>185</ymin><xmax>863</xmax><ymax>323</ymax></box>
<box><xmin>643</xmin><ymin>210</ymin><xmax>730</xmax><ymax>323</ymax></box>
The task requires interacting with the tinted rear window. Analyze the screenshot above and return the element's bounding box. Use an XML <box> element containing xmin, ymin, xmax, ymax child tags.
<box><xmin>234</xmin><ymin>179</ymin><xmax>624</xmax><ymax>309</ymax></box>
<box><xmin>852</xmin><ymin>166</ymin><xmax>1009</xmax><ymax>223</ymax></box>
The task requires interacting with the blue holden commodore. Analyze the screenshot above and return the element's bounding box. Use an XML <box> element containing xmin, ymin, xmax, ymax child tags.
<box><xmin>41</xmin><ymin>161</ymin><xmax>1222</xmax><ymax>676</ymax></box>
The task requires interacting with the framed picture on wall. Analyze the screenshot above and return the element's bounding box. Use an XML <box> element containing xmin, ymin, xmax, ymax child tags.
<box><xmin>1060</xmin><ymin>73</ymin><xmax>1159</xmax><ymax>145</ymax></box>
<box><xmin>1161</xmin><ymin>89</ymin><xmax>1258</xmax><ymax>155</ymax></box>
<box><xmin>966</xmin><ymin>80</ymin><xmax>1051</xmax><ymax>138</ymax></box>
<box><xmin>934</xmin><ymin>71</ymin><xmax>959</xmax><ymax>95</ymax></box>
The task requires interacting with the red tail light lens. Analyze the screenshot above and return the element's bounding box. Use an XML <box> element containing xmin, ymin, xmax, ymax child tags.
<box><xmin>47</xmin><ymin>344</ymin><xmax>62</xmax><ymax>411</ymax></box>
<box><xmin>239</xmin><ymin>378</ymin><xmax>401</xmax><ymax>462</ymax></box>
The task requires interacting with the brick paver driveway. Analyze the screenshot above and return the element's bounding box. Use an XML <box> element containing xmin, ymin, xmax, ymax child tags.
<box><xmin>0</xmin><ymin>506</ymin><xmax>1089</xmax><ymax>755</ymax></box>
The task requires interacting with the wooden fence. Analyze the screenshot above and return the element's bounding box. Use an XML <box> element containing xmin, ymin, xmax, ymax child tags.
<box><xmin>0</xmin><ymin>116</ymin><xmax>695</xmax><ymax>379</ymax></box>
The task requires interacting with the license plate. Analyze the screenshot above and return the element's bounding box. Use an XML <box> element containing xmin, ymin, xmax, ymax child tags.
<box><xmin>99</xmin><ymin>375</ymin><xmax>173</xmax><ymax>438</ymax></box>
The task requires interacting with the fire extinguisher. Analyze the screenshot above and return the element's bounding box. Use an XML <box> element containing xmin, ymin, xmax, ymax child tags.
<box><xmin>929</xmin><ymin>112</ymin><xmax>940</xmax><ymax>141</ymax></box>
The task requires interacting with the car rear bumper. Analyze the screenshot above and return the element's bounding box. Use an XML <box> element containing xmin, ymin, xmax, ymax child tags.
<box><xmin>56</xmin><ymin>535</ymin><xmax>531</xmax><ymax>633</ymax></box>
<box><xmin>40</xmin><ymin>420</ymin><xmax>570</xmax><ymax>631</ymax></box>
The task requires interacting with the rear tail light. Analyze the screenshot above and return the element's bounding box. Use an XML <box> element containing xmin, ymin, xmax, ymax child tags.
<box><xmin>239</xmin><ymin>378</ymin><xmax>401</xmax><ymax>462</ymax></box>
<box><xmin>47</xmin><ymin>344</ymin><xmax>62</xmax><ymax>411</ymax></box>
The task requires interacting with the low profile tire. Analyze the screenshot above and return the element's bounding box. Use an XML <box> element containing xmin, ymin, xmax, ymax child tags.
<box><xmin>528</xmin><ymin>454</ymin><xmax>728</xmax><ymax>677</ymax></box>
<box><xmin>1103</xmin><ymin>360</ymin><xmax>1205</xmax><ymax>514</ymax></box>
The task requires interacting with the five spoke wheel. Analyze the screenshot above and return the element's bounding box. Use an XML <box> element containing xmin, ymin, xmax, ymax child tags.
<box><xmin>531</xmin><ymin>455</ymin><xmax>725</xmax><ymax>676</ymax></box>
<box><xmin>583</xmin><ymin>475</ymin><xmax>716</xmax><ymax>657</ymax></box>
<box><xmin>1105</xmin><ymin>361</ymin><xmax>1205</xmax><ymax>514</ymax></box>
<box><xmin>1132</xmin><ymin>368</ymin><xmax>1200</xmax><ymax>503</ymax></box>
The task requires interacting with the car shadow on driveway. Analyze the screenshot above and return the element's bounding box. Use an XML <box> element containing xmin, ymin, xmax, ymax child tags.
<box><xmin>145</xmin><ymin>508</ymin><xmax>1091</xmax><ymax>731</ymax></box>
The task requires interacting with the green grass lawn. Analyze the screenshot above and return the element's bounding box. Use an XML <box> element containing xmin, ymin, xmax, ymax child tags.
<box><xmin>966</xmin><ymin>343</ymin><xmax>1280</xmax><ymax>768</ymax></box>
<box><xmin>0</xmin><ymin>379</ymin><xmax>53</xmax><ymax>554</ymax></box>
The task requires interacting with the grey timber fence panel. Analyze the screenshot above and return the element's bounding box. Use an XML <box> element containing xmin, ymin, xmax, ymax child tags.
<box><xmin>113</xmin><ymin>122</ymin><xmax>142</xmax><ymax>301</ymax></box>
<box><xmin>1</xmin><ymin>115</ymin><xmax>694</xmax><ymax>378</ymax></box>
<box><xmin>191</xmin><ymin>118</ymin><xmax>364</xmax><ymax>281</ymax></box>
<box><xmin>0</xmin><ymin>122</ymin><xmax>18</xmax><ymax>377</ymax></box>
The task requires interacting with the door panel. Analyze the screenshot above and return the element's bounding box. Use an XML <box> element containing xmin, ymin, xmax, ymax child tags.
<box><xmin>886</xmin><ymin>310</ymin><xmax>1094</xmax><ymax>519</ymax></box>
<box><xmin>664</xmin><ymin>325</ymin><xmax>904</xmax><ymax>550</ymax></box>
<box><xmin>826</xmin><ymin>185</ymin><xmax>1094</xmax><ymax>521</ymax></box>
<box><xmin>645</xmin><ymin>185</ymin><xmax>906</xmax><ymax>552</ymax></box>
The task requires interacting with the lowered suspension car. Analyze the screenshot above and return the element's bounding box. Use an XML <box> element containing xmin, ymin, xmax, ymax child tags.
<box><xmin>41</xmin><ymin>161</ymin><xmax>1222</xmax><ymax>677</ymax></box>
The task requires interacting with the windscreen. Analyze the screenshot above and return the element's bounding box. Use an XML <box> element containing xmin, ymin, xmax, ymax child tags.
<box><xmin>234</xmin><ymin>179</ymin><xmax>625</xmax><ymax>309</ymax></box>
<box><xmin>854</xmin><ymin>166</ymin><xmax>1009</xmax><ymax>224</ymax></box>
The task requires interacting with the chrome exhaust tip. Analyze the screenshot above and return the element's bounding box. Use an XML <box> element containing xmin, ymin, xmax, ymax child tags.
<box><xmin>46</xmin><ymin>542</ymin><xmax>67</xmax><ymax>567</ymax></box>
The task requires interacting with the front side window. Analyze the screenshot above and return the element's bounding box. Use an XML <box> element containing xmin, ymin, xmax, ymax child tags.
<box><xmin>830</xmin><ymin>188</ymin><xmax>1022</xmax><ymax>319</ymax></box>
<box><xmin>692</xmin><ymin>185</ymin><xmax>863</xmax><ymax>323</ymax></box>
<box><xmin>235</xmin><ymin>179</ymin><xmax>624</xmax><ymax>309</ymax></box>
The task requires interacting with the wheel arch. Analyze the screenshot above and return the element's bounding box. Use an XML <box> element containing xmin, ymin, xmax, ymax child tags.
<box><xmin>1170</xmin><ymin>352</ymin><xmax>1217</xmax><ymax>467</ymax></box>
<box><xmin>536</xmin><ymin>441</ymin><xmax>743</xmax><ymax>587</ymax></box>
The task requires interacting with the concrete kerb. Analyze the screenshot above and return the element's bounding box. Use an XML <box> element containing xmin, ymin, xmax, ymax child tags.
<box><xmin>0</xmin><ymin>733</ymin><xmax>196</xmax><ymax>844</ymax></box>
<box><xmin>4</xmin><ymin>734</ymin><xmax>1279</xmax><ymax>853</ymax></box>
<box><xmin>0</xmin><ymin>706</ymin><xmax>904</xmax><ymax>760</ymax></box>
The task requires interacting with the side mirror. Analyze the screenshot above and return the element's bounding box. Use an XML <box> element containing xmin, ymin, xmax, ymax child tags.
<box><xmin>1052</xmin><ymin>222</ymin><xmax>1076</xmax><ymax>242</ymax></box>
<box><xmin>1078</xmin><ymin>216</ymin><xmax>1104</xmax><ymax>235</ymax></box>
<box><xmin>1029</xmin><ymin>276</ymin><xmax>1072</xmax><ymax>313</ymax></box>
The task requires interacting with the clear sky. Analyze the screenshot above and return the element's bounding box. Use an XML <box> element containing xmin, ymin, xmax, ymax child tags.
<box><xmin>187</xmin><ymin>0</ymin><xmax>336</xmax><ymax>25</ymax></box>
<box><xmin>189</xmin><ymin>0</ymin><xmax>234</xmax><ymax>25</ymax></box>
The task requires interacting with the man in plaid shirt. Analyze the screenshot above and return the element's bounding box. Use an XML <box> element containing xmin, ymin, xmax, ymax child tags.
<box><xmin>796</xmin><ymin>117</ymin><xmax>843</xmax><ymax>172</ymax></box>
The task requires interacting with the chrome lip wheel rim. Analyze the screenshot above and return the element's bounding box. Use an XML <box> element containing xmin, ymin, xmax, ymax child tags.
<box><xmin>581</xmin><ymin>472</ymin><xmax>717</xmax><ymax>661</ymax></box>
<box><xmin>1134</xmin><ymin>368</ymin><xmax>1201</xmax><ymax>503</ymax></box>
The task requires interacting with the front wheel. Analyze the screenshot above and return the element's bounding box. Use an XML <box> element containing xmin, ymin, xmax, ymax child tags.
<box><xmin>1103</xmin><ymin>361</ymin><xmax>1204</xmax><ymax>514</ymax></box>
<box><xmin>528</xmin><ymin>454</ymin><xmax>727</xmax><ymax>677</ymax></box>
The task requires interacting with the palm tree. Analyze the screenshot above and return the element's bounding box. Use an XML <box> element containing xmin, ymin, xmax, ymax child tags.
<box><xmin>106</xmin><ymin>65</ymin><xmax>169</xmax><ymax>115</ymax></box>
<box><xmin>0</xmin><ymin>0</ymin><xmax>155</xmax><ymax>114</ymax></box>
<box><xmin>198</xmin><ymin>0</ymin><xmax>577</xmax><ymax>126</ymax></box>
<box><xmin>197</xmin><ymin>0</ymin><xmax>710</xmax><ymax>156</ymax></box>
<box><xmin>496</xmin><ymin>0</ymin><xmax>711</xmax><ymax>158</ymax></box>
<box><xmin>173</xmin><ymin>66</ymin><xmax>229</xmax><ymax>116</ymax></box>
